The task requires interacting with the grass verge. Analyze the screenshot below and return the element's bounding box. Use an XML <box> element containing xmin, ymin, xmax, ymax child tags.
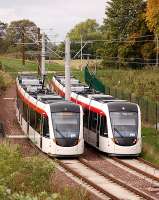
<box><xmin>0</xmin><ymin>143</ymin><xmax>89</xmax><ymax>200</ymax></box>
<box><xmin>96</xmin><ymin>68</ymin><xmax>159</xmax><ymax>102</ymax></box>
<box><xmin>142</xmin><ymin>127</ymin><xmax>159</xmax><ymax>165</ymax></box>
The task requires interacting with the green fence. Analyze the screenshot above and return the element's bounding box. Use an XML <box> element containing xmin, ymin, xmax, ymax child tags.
<box><xmin>84</xmin><ymin>66</ymin><xmax>159</xmax><ymax>130</ymax></box>
<box><xmin>84</xmin><ymin>66</ymin><xmax>105</xmax><ymax>93</ymax></box>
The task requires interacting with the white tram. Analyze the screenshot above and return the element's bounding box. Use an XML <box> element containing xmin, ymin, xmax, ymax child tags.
<box><xmin>50</xmin><ymin>75</ymin><xmax>142</xmax><ymax>156</ymax></box>
<box><xmin>16</xmin><ymin>75</ymin><xmax>84</xmax><ymax>157</ymax></box>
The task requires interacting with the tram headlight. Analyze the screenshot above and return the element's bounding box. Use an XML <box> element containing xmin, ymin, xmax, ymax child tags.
<box><xmin>111</xmin><ymin>138</ymin><xmax>119</xmax><ymax>144</ymax></box>
<box><xmin>133</xmin><ymin>138</ymin><xmax>137</xmax><ymax>144</ymax></box>
<box><xmin>53</xmin><ymin>139</ymin><xmax>56</xmax><ymax>144</ymax></box>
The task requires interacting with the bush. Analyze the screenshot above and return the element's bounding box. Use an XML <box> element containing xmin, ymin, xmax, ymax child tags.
<box><xmin>0</xmin><ymin>70</ymin><xmax>12</xmax><ymax>90</ymax></box>
<box><xmin>0</xmin><ymin>61</ymin><xmax>3</xmax><ymax>70</ymax></box>
<box><xmin>0</xmin><ymin>143</ymin><xmax>90</xmax><ymax>200</ymax></box>
<box><xmin>0</xmin><ymin>143</ymin><xmax>55</xmax><ymax>195</ymax></box>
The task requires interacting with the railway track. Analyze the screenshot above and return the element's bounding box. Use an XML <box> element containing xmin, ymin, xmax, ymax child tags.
<box><xmin>138</xmin><ymin>158</ymin><xmax>159</xmax><ymax>170</ymax></box>
<box><xmin>57</xmin><ymin>158</ymin><xmax>156</xmax><ymax>200</ymax></box>
<box><xmin>26</xmin><ymin>139</ymin><xmax>159</xmax><ymax>200</ymax></box>
<box><xmin>96</xmin><ymin>155</ymin><xmax>159</xmax><ymax>198</ymax></box>
<box><xmin>111</xmin><ymin>157</ymin><xmax>159</xmax><ymax>183</ymax></box>
<box><xmin>9</xmin><ymin>137</ymin><xmax>159</xmax><ymax>200</ymax></box>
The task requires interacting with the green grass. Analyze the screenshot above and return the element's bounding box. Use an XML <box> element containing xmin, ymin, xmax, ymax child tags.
<box><xmin>96</xmin><ymin>68</ymin><xmax>159</xmax><ymax>102</ymax></box>
<box><xmin>0</xmin><ymin>56</ymin><xmax>65</xmax><ymax>73</ymax></box>
<box><xmin>0</xmin><ymin>143</ymin><xmax>90</xmax><ymax>200</ymax></box>
<box><xmin>142</xmin><ymin>128</ymin><xmax>159</xmax><ymax>165</ymax></box>
<box><xmin>0</xmin><ymin>71</ymin><xmax>13</xmax><ymax>90</ymax></box>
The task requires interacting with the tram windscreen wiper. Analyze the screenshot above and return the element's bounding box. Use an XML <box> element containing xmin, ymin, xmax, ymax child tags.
<box><xmin>114</xmin><ymin>128</ymin><xmax>124</xmax><ymax>138</ymax></box>
<box><xmin>55</xmin><ymin>128</ymin><xmax>65</xmax><ymax>139</ymax></box>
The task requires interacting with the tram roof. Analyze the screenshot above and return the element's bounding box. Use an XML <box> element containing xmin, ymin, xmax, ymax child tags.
<box><xmin>54</xmin><ymin>76</ymin><xmax>130</xmax><ymax>104</ymax></box>
<box><xmin>18</xmin><ymin>75</ymin><xmax>66</xmax><ymax>105</ymax></box>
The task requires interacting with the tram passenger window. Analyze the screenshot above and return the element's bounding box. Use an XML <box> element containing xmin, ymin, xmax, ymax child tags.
<box><xmin>19</xmin><ymin>98</ymin><xmax>23</xmax><ymax>114</ymax></box>
<box><xmin>30</xmin><ymin>109</ymin><xmax>36</xmax><ymax>129</ymax></box>
<box><xmin>35</xmin><ymin>113</ymin><xmax>42</xmax><ymax>133</ymax></box>
<box><xmin>23</xmin><ymin>102</ymin><xmax>28</xmax><ymax>121</ymax></box>
<box><xmin>83</xmin><ymin>108</ymin><xmax>89</xmax><ymax>128</ymax></box>
<box><xmin>17</xmin><ymin>95</ymin><xmax>19</xmax><ymax>108</ymax></box>
<box><xmin>43</xmin><ymin>117</ymin><xmax>49</xmax><ymax>138</ymax></box>
<box><xmin>97</xmin><ymin>114</ymin><xmax>100</xmax><ymax>132</ymax></box>
<box><xmin>90</xmin><ymin>111</ymin><xmax>97</xmax><ymax>132</ymax></box>
<box><xmin>100</xmin><ymin>116</ymin><xmax>108</xmax><ymax>137</ymax></box>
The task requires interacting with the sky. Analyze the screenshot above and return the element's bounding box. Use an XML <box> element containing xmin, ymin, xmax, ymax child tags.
<box><xmin>0</xmin><ymin>0</ymin><xmax>106</xmax><ymax>41</ymax></box>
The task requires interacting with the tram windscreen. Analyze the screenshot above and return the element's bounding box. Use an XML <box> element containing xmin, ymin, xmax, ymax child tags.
<box><xmin>110</xmin><ymin>112</ymin><xmax>138</xmax><ymax>138</ymax></box>
<box><xmin>52</xmin><ymin>112</ymin><xmax>80</xmax><ymax>139</ymax></box>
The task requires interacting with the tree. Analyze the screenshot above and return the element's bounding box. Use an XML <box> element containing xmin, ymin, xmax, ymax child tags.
<box><xmin>117</xmin><ymin>2</ymin><xmax>154</xmax><ymax>68</ymax></box>
<box><xmin>101</xmin><ymin>0</ymin><xmax>153</xmax><ymax>68</ymax></box>
<box><xmin>146</xmin><ymin>0</ymin><xmax>159</xmax><ymax>33</ymax></box>
<box><xmin>6</xmin><ymin>19</ymin><xmax>38</xmax><ymax>54</ymax></box>
<box><xmin>68</xmin><ymin>19</ymin><xmax>104</xmax><ymax>58</ymax></box>
<box><xmin>0</xmin><ymin>21</ymin><xmax>9</xmax><ymax>53</ymax></box>
<box><xmin>69</xmin><ymin>19</ymin><xmax>99</xmax><ymax>40</ymax></box>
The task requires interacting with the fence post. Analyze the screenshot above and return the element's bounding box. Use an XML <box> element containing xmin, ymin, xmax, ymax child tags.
<box><xmin>109</xmin><ymin>87</ymin><xmax>111</xmax><ymax>95</ymax></box>
<box><xmin>108</xmin><ymin>87</ymin><xmax>110</xmax><ymax>95</ymax></box>
<box><xmin>146</xmin><ymin>99</ymin><xmax>149</xmax><ymax>122</ymax></box>
<box><xmin>115</xmin><ymin>88</ymin><xmax>117</xmax><ymax>98</ymax></box>
<box><xmin>156</xmin><ymin>103</ymin><xmax>158</xmax><ymax>131</ymax></box>
<box><xmin>129</xmin><ymin>93</ymin><xmax>132</xmax><ymax>102</ymax></box>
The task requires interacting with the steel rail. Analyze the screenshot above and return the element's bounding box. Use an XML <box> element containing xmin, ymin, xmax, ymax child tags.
<box><xmin>79</xmin><ymin>158</ymin><xmax>156</xmax><ymax>200</ymax></box>
<box><xmin>57</xmin><ymin>159</ymin><xmax>120</xmax><ymax>200</ymax></box>
<box><xmin>138</xmin><ymin>157</ymin><xmax>159</xmax><ymax>170</ymax></box>
<box><xmin>113</xmin><ymin>157</ymin><xmax>159</xmax><ymax>183</ymax></box>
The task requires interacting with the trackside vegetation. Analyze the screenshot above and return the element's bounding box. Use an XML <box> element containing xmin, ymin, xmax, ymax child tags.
<box><xmin>142</xmin><ymin>128</ymin><xmax>159</xmax><ymax>164</ymax></box>
<box><xmin>0</xmin><ymin>143</ymin><xmax>89</xmax><ymax>200</ymax></box>
<box><xmin>96</xmin><ymin>69</ymin><xmax>159</xmax><ymax>102</ymax></box>
<box><xmin>0</xmin><ymin>62</ymin><xmax>12</xmax><ymax>91</ymax></box>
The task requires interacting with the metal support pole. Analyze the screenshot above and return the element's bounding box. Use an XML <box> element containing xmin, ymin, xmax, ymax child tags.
<box><xmin>156</xmin><ymin>34</ymin><xmax>159</xmax><ymax>67</ymax></box>
<box><xmin>41</xmin><ymin>32</ymin><xmax>46</xmax><ymax>84</ymax></box>
<box><xmin>95</xmin><ymin>56</ymin><xmax>97</xmax><ymax>74</ymax></box>
<box><xmin>81</xmin><ymin>35</ymin><xmax>83</xmax><ymax>66</ymax></box>
<box><xmin>37</xmin><ymin>27</ymin><xmax>41</xmax><ymax>75</ymax></box>
<box><xmin>65</xmin><ymin>36</ymin><xmax>71</xmax><ymax>101</ymax></box>
<box><xmin>22</xmin><ymin>27</ymin><xmax>25</xmax><ymax>66</ymax></box>
<box><xmin>156</xmin><ymin>103</ymin><xmax>158</xmax><ymax>131</ymax></box>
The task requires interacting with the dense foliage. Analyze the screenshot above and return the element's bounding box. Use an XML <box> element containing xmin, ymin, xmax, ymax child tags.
<box><xmin>101</xmin><ymin>0</ymin><xmax>156</xmax><ymax>68</ymax></box>
<box><xmin>0</xmin><ymin>19</ymin><xmax>39</xmax><ymax>59</ymax></box>
<box><xmin>146</xmin><ymin>0</ymin><xmax>159</xmax><ymax>33</ymax></box>
<box><xmin>68</xmin><ymin>19</ymin><xmax>104</xmax><ymax>59</ymax></box>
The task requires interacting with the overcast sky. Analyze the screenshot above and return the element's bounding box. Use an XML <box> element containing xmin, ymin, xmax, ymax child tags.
<box><xmin>0</xmin><ymin>0</ymin><xmax>106</xmax><ymax>41</ymax></box>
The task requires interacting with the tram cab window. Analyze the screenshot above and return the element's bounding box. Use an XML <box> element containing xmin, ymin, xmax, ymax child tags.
<box><xmin>17</xmin><ymin>95</ymin><xmax>19</xmax><ymax>108</ymax></box>
<box><xmin>43</xmin><ymin>117</ymin><xmax>49</xmax><ymax>138</ymax></box>
<box><xmin>19</xmin><ymin>99</ymin><xmax>23</xmax><ymax>114</ymax></box>
<box><xmin>19</xmin><ymin>98</ymin><xmax>23</xmax><ymax>114</ymax></box>
<box><xmin>52</xmin><ymin>112</ymin><xmax>80</xmax><ymax>139</ymax></box>
<box><xmin>83</xmin><ymin>108</ymin><xmax>89</xmax><ymax>128</ymax></box>
<box><xmin>90</xmin><ymin>111</ymin><xmax>98</xmax><ymax>132</ymax></box>
<box><xmin>100</xmin><ymin>116</ymin><xmax>108</xmax><ymax>137</ymax></box>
